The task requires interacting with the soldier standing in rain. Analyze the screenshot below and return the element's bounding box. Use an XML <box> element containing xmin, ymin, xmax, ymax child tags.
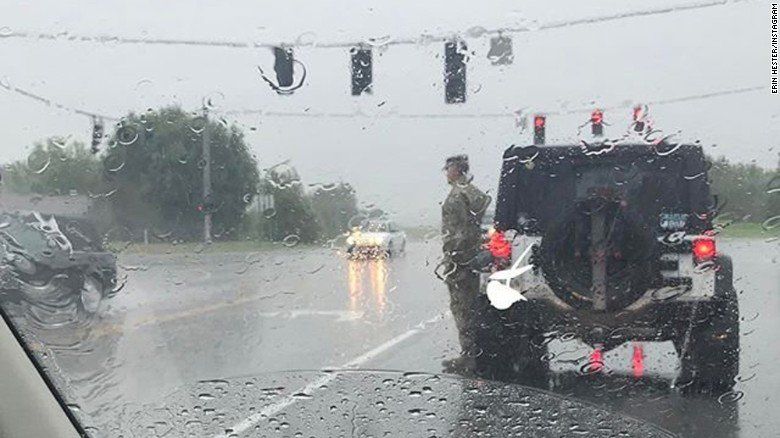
<box><xmin>440</xmin><ymin>155</ymin><xmax>491</xmax><ymax>373</ymax></box>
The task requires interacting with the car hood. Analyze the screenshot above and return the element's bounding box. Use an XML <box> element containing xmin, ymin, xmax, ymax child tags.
<box><xmin>97</xmin><ymin>370</ymin><xmax>673</xmax><ymax>437</ymax></box>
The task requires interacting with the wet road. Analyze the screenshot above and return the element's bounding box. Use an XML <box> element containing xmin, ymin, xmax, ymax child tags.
<box><xmin>15</xmin><ymin>238</ymin><xmax>780</xmax><ymax>437</ymax></box>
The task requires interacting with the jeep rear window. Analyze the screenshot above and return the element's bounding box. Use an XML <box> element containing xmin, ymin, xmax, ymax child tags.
<box><xmin>496</xmin><ymin>145</ymin><xmax>711</xmax><ymax>232</ymax></box>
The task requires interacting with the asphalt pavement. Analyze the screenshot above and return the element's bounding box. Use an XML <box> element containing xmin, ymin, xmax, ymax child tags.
<box><xmin>11</xmin><ymin>238</ymin><xmax>780</xmax><ymax>437</ymax></box>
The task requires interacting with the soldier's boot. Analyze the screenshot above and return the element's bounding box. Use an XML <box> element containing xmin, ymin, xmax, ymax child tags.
<box><xmin>442</xmin><ymin>356</ymin><xmax>476</xmax><ymax>375</ymax></box>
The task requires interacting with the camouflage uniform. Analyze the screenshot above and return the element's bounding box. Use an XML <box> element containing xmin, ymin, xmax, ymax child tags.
<box><xmin>441</xmin><ymin>174</ymin><xmax>491</xmax><ymax>356</ymax></box>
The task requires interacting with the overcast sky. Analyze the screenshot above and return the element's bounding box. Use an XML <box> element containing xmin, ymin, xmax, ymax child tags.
<box><xmin>1</xmin><ymin>0</ymin><xmax>777</xmax><ymax>225</ymax></box>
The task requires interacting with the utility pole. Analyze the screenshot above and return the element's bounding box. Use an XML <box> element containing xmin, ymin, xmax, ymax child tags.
<box><xmin>202</xmin><ymin>105</ymin><xmax>213</xmax><ymax>244</ymax></box>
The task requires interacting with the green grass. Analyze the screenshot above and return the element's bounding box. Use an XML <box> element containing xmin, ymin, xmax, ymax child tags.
<box><xmin>401</xmin><ymin>225</ymin><xmax>440</xmax><ymax>241</ymax></box>
<box><xmin>117</xmin><ymin>240</ymin><xmax>296</xmax><ymax>255</ymax></box>
<box><xmin>717</xmin><ymin>222</ymin><xmax>780</xmax><ymax>239</ymax></box>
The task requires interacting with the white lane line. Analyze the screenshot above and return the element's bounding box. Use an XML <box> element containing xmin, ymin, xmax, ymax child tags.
<box><xmin>215</xmin><ymin>312</ymin><xmax>447</xmax><ymax>437</ymax></box>
<box><xmin>256</xmin><ymin>309</ymin><xmax>364</xmax><ymax>322</ymax></box>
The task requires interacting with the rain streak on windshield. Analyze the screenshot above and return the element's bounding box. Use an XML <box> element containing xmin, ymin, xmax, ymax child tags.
<box><xmin>0</xmin><ymin>1</ymin><xmax>778</xmax><ymax>437</ymax></box>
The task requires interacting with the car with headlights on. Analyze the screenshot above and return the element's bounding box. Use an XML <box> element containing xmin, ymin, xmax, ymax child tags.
<box><xmin>346</xmin><ymin>219</ymin><xmax>406</xmax><ymax>258</ymax></box>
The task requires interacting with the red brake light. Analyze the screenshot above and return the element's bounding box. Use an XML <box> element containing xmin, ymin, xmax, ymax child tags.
<box><xmin>633</xmin><ymin>105</ymin><xmax>643</xmax><ymax>121</ymax></box>
<box><xmin>591</xmin><ymin>110</ymin><xmax>603</xmax><ymax>125</ymax></box>
<box><xmin>588</xmin><ymin>347</ymin><xmax>604</xmax><ymax>373</ymax></box>
<box><xmin>692</xmin><ymin>237</ymin><xmax>716</xmax><ymax>261</ymax></box>
<box><xmin>534</xmin><ymin>115</ymin><xmax>545</xmax><ymax>128</ymax></box>
<box><xmin>488</xmin><ymin>231</ymin><xmax>511</xmax><ymax>259</ymax></box>
<box><xmin>632</xmin><ymin>343</ymin><xmax>644</xmax><ymax>378</ymax></box>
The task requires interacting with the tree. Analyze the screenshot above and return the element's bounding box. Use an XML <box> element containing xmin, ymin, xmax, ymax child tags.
<box><xmin>708</xmin><ymin>156</ymin><xmax>774</xmax><ymax>223</ymax></box>
<box><xmin>102</xmin><ymin>106</ymin><xmax>260</xmax><ymax>240</ymax></box>
<box><xmin>766</xmin><ymin>155</ymin><xmax>780</xmax><ymax>220</ymax></box>
<box><xmin>3</xmin><ymin>138</ymin><xmax>104</xmax><ymax>196</ymax></box>
<box><xmin>263</xmin><ymin>163</ymin><xmax>321</xmax><ymax>243</ymax></box>
<box><xmin>309</xmin><ymin>182</ymin><xmax>358</xmax><ymax>238</ymax></box>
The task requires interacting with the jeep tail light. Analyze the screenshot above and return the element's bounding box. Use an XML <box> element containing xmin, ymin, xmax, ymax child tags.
<box><xmin>488</xmin><ymin>231</ymin><xmax>511</xmax><ymax>259</ymax></box>
<box><xmin>632</xmin><ymin>343</ymin><xmax>644</xmax><ymax>378</ymax></box>
<box><xmin>588</xmin><ymin>347</ymin><xmax>604</xmax><ymax>373</ymax></box>
<box><xmin>692</xmin><ymin>237</ymin><xmax>716</xmax><ymax>262</ymax></box>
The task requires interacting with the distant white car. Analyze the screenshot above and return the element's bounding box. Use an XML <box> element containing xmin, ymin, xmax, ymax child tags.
<box><xmin>346</xmin><ymin>219</ymin><xmax>406</xmax><ymax>258</ymax></box>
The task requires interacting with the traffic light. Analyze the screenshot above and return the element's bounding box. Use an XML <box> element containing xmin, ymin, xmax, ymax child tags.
<box><xmin>197</xmin><ymin>199</ymin><xmax>217</xmax><ymax>214</ymax></box>
<box><xmin>91</xmin><ymin>117</ymin><xmax>103</xmax><ymax>154</ymax></box>
<box><xmin>273</xmin><ymin>47</ymin><xmax>294</xmax><ymax>88</ymax></box>
<box><xmin>533</xmin><ymin>115</ymin><xmax>546</xmax><ymax>145</ymax></box>
<box><xmin>444</xmin><ymin>40</ymin><xmax>467</xmax><ymax>104</ymax></box>
<box><xmin>350</xmin><ymin>47</ymin><xmax>372</xmax><ymax>96</ymax></box>
<box><xmin>591</xmin><ymin>109</ymin><xmax>604</xmax><ymax>137</ymax></box>
<box><xmin>487</xmin><ymin>35</ymin><xmax>513</xmax><ymax>65</ymax></box>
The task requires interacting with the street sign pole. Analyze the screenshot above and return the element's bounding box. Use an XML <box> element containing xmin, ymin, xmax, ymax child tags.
<box><xmin>202</xmin><ymin>105</ymin><xmax>213</xmax><ymax>244</ymax></box>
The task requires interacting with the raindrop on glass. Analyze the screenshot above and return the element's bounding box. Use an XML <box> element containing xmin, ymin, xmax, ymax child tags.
<box><xmin>30</xmin><ymin>156</ymin><xmax>51</xmax><ymax>174</ymax></box>
<box><xmin>263</xmin><ymin>207</ymin><xmax>277</xmax><ymax>219</ymax></box>
<box><xmin>282</xmin><ymin>234</ymin><xmax>300</xmax><ymax>247</ymax></box>
<box><xmin>202</xmin><ymin>92</ymin><xmax>225</xmax><ymax>110</ymax></box>
<box><xmin>717</xmin><ymin>390</ymin><xmax>745</xmax><ymax>404</ymax></box>
<box><xmin>189</xmin><ymin>116</ymin><xmax>207</xmax><ymax>134</ymax></box>
<box><xmin>50</xmin><ymin>137</ymin><xmax>68</xmax><ymax>149</ymax></box>
<box><xmin>295</xmin><ymin>31</ymin><xmax>318</xmax><ymax>47</ymax></box>
<box><xmin>365</xmin><ymin>35</ymin><xmax>393</xmax><ymax>47</ymax></box>
<box><xmin>762</xmin><ymin>215</ymin><xmax>780</xmax><ymax>231</ymax></box>
<box><xmin>116</xmin><ymin>125</ymin><xmax>139</xmax><ymax>146</ymax></box>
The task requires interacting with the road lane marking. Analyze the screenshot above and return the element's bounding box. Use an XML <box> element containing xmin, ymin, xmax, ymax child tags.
<box><xmin>89</xmin><ymin>295</ymin><xmax>360</xmax><ymax>338</ymax></box>
<box><xmin>87</xmin><ymin>294</ymin><xmax>270</xmax><ymax>338</ymax></box>
<box><xmin>215</xmin><ymin>311</ymin><xmax>447</xmax><ymax>438</ymax></box>
<box><xmin>256</xmin><ymin>310</ymin><xmax>364</xmax><ymax>322</ymax></box>
<box><xmin>121</xmin><ymin>307</ymin><xmax>363</xmax><ymax>332</ymax></box>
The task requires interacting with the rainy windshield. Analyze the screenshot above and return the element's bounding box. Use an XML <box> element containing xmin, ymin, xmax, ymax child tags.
<box><xmin>0</xmin><ymin>1</ymin><xmax>778</xmax><ymax>437</ymax></box>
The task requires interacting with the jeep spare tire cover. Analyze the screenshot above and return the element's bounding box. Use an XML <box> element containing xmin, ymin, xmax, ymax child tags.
<box><xmin>538</xmin><ymin>199</ymin><xmax>657</xmax><ymax>311</ymax></box>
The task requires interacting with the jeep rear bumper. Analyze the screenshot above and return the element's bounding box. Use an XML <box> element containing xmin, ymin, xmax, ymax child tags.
<box><xmin>477</xmin><ymin>255</ymin><xmax>729</xmax><ymax>349</ymax></box>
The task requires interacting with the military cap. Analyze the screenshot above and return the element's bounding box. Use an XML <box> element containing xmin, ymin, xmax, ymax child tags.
<box><xmin>443</xmin><ymin>154</ymin><xmax>469</xmax><ymax>172</ymax></box>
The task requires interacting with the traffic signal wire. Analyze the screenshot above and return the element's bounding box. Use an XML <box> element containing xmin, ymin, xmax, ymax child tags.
<box><xmin>223</xmin><ymin>85</ymin><xmax>764</xmax><ymax>118</ymax></box>
<box><xmin>0</xmin><ymin>80</ymin><xmax>117</xmax><ymax>121</ymax></box>
<box><xmin>1</xmin><ymin>80</ymin><xmax>763</xmax><ymax>122</ymax></box>
<box><xmin>0</xmin><ymin>0</ymin><xmax>750</xmax><ymax>51</ymax></box>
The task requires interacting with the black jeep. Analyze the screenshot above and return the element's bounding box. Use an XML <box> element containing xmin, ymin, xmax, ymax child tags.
<box><xmin>475</xmin><ymin>143</ymin><xmax>738</xmax><ymax>393</ymax></box>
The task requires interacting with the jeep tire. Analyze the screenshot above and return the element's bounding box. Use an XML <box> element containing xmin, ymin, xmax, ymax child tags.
<box><xmin>674</xmin><ymin>256</ymin><xmax>740</xmax><ymax>394</ymax></box>
<box><xmin>473</xmin><ymin>295</ymin><xmax>550</xmax><ymax>387</ymax></box>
